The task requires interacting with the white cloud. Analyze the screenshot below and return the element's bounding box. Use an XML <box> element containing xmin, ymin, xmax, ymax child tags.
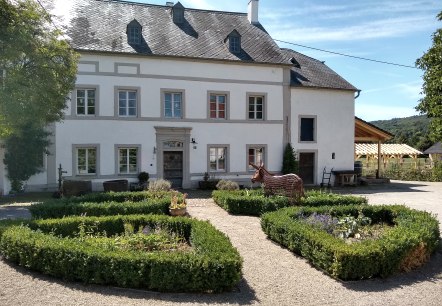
<box><xmin>266</xmin><ymin>15</ymin><xmax>438</xmax><ymax>43</ymax></box>
<box><xmin>364</xmin><ymin>81</ymin><xmax>423</xmax><ymax>100</ymax></box>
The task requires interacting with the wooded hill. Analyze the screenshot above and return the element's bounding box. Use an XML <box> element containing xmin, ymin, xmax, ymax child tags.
<box><xmin>370</xmin><ymin>115</ymin><xmax>433</xmax><ymax>151</ymax></box>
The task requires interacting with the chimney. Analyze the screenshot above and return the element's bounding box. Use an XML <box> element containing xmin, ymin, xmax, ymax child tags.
<box><xmin>248</xmin><ymin>0</ymin><xmax>259</xmax><ymax>24</ymax></box>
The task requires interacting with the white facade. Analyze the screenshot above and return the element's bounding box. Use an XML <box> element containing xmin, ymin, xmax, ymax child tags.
<box><xmin>291</xmin><ymin>87</ymin><xmax>355</xmax><ymax>185</ymax></box>
<box><xmin>47</xmin><ymin>53</ymin><xmax>287</xmax><ymax>191</ymax></box>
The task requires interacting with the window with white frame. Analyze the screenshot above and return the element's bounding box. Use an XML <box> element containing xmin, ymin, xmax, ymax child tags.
<box><xmin>118</xmin><ymin>147</ymin><xmax>138</xmax><ymax>174</ymax></box>
<box><xmin>248</xmin><ymin>146</ymin><xmax>265</xmax><ymax>170</ymax></box>
<box><xmin>77</xmin><ymin>147</ymin><xmax>97</xmax><ymax>175</ymax></box>
<box><xmin>164</xmin><ymin>92</ymin><xmax>182</xmax><ymax>118</ymax></box>
<box><xmin>209</xmin><ymin>94</ymin><xmax>226</xmax><ymax>119</ymax></box>
<box><xmin>76</xmin><ymin>89</ymin><xmax>96</xmax><ymax>115</ymax></box>
<box><xmin>118</xmin><ymin>90</ymin><xmax>137</xmax><ymax>116</ymax></box>
<box><xmin>300</xmin><ymin>117</ymin><xmax>315</xmax><ymax>142</ymax></box>
<box><xmin>209</xmin><ymin>147</ymin><xmax>226</xmax><ymax>172</ymax></box>
<box><xmin>248</xmin><ymin>95</ymin><xmax>264</xmax><ymax>120</ymax></box>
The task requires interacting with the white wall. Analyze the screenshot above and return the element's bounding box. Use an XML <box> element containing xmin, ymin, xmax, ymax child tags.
<box><xmin>53</xmin><ymin>53</ymin><xmax>287</xmax><ymax>190</ymax></box>
<box><xmin>291</xmin><ymin>87</ymin><xmax>355</xmax><ymax>184</ymax></box>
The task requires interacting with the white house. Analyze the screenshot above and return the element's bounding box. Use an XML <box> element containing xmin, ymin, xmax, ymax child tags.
<box><xmin>0</xmin><ymin>0</ymin><xmax>359</xmax><ymax>194</ymax></box>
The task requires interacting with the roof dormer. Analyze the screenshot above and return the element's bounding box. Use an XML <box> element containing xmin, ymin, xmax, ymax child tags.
<box><xmin>225</xmin><ymin>30</ymin><xmax>241</xmax><ymax>54</ymax></box>
<box><xmin>126</xmin><ymin>19</ymin><xmax>142</xmax><ymax>45</ymax></box>
<box><xmin>172</xmin><ymin>2</ymin><xmax>185</xmax><ymax>24</ymax></box>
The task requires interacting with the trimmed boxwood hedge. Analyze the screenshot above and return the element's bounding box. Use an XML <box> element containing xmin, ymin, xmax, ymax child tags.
<box><xmin>29</xmin><ymin>191</ymin><xmax>178</xmax><ymax>219</ymax></box>
<box><xmin>212</xmin><ymin>189</ymin><xmax>367</xmax><ymax>216</ymax></box>
<box><xmin>261</xmin><ymin>205</ymin><xmax>440</xmax><ymax>280</ymax></box>
<box><xmin>0</xmin><ymin>214</ymin><xmax>242</xmax><ymax>292</ymax></box>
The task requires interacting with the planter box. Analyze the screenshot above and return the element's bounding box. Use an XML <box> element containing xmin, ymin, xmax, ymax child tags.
<box><xmin>103</xmin><ymin>179</ymin><xmax>128</xmax><ymax>192</ymax></box>
<box><xmin>63</xmin><ymin>180</ymin><xmax>92</xmax><ymax>197</ymax></box>
<box><xmin>198</xmin><ymin>180</ymin><xmax>220</xmax><ymax>190</ymax></box>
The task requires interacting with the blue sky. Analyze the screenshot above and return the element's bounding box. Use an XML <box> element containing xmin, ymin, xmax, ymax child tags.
<box><xmin>56</xmin><ymin>0</ymin><xmax>441</xmax><ymax>122</ymax></box>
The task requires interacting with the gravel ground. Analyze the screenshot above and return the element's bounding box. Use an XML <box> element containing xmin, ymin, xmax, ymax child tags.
<box><xmin>0</xmin><ymin>181</ymin><xmax>441</xmax><ymax>306</ymax></box>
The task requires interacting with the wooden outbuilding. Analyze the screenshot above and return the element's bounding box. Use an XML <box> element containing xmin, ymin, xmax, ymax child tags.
<box><xmin>423</xmin><ymin>142</ymin><xmax>442</xmax><ymax>166</ymax></box>
<box><xmin>355</xmin><ymin>117</ymin><xmax>393</xmax><ymax>177</ymax></box>
<box><xmin>355</xmin><ymin>143</ymin><xmax>423</xmax><ymax>169</ymax></box>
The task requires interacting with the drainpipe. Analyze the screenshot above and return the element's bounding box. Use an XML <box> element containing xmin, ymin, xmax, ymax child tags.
<box><xmin>355</xmin><ymin>90</ymin><xmax>361</xmax><ymax>99</ymax></box>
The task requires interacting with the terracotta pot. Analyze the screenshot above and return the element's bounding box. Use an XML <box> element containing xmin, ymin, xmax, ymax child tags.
<box><xmin>169</xmin><ymin>207</ymin><xmax>187</xmax><ymax>216</ymax></box>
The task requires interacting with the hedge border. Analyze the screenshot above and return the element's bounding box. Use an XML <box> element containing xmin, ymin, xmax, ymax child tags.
<box><xmin>0</xmin><ymin>214</ymin><xmax>242</xmax><ymax>292</ymax></box>
<box><xmin>261</xmin><ymin>205</ymin><xmax>440</xmax><ymax>280</ymax></box>
<box><xmin>29</xmin><ymin>191</ymin><xmax>180</xmax><ymax>219</ymax></box>
<box><xmin>212</xmin><ymin>190</ymin><xmax>368</xmax><ymax>216</ymax></box>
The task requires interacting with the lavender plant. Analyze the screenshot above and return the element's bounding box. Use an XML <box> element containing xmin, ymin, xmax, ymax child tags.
<box><xmin>303</xmin><ymin>213</ymin><xmax>339</xmax><ymax>234</ymax></box>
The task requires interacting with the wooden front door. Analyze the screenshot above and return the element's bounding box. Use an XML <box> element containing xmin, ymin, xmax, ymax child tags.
<box><xmin>163</xmin><ymin>151</ymin><xmax>183</xmax><ymax>188</ymax></box>
<box><xmin>299</xmin><ymin>152</ymin><xmax>315</xmax><ymax>185</ymax></box>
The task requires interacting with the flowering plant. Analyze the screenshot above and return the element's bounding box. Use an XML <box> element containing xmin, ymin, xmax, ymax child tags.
<box><xmin>169</xmin><ymin>192</ymin><xmax>187</xmax><ymax>210</ymax></box>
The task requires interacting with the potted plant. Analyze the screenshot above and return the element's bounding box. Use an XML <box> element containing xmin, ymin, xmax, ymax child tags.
<box><xmin>169</xmin><ymin>192</ymin><xmax>187</xmax><ymax>216</ymax></box>
<box><xmin>138</xmin><ymin>171</ymin><xmax>149</xmax><ymax>189</ymax></box>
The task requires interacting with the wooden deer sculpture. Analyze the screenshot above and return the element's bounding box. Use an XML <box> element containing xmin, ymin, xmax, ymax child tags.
<box><xmin>250</xmin><ymin>162</ymin><xmax>305</xmax><ymax>203</ymax></box>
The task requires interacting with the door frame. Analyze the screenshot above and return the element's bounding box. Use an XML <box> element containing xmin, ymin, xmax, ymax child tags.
<box><xmin>297</xmin><ymin>150</ymin><xmax>318</xmax><ymax>185</ymax></box>
<box><xmin>155</xmin><ymin>127</ymin><xmax>192</xmax><ymax>189</ymax></box>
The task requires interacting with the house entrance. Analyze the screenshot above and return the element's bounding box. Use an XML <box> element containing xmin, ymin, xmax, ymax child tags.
<box><xmin>163</xmin><ymin>151</ymin><xmax>183</xmax><ymax>188</ymax></box>
<box><xmin>299</xmin><ymin>152</ymin><xmax>315</xmax><ymax>184</ymax></box>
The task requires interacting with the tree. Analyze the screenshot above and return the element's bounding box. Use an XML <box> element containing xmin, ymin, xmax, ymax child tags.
<box><xmin>415</xmin><ymin>11</ymin><xmax>442</xmax><ymax>142</ymax></box>
<box><xmin>3</xmin><ymin>123</ymin><xmax>50</xmax><ymax>192</ymax></box>
<box><xmin>0</xmin><ymin>0</ymin><xmax>78</xmax><ymax>136</ymax></box>
<box><xmin>282</xmin><ymin>143</ymin><xmax>299</xmax><ymax>174</ymax></box>
<box><xmin>0</xmin><ymin>0</ymin><xmax>78</xmax><ymax>192</ymax></box>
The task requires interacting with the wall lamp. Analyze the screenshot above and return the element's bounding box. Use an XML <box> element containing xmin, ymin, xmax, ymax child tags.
<box><xmin>153</xmin><ymin>146</ymin><xmax>157</xmax><ymax>154</ymax></box>
<box><xmin>191</xmin><ymin>138</ymin><xmax>197</xmax><ymax>144</ymax></box>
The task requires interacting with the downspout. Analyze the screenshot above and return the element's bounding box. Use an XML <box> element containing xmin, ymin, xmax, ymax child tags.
<box><xmin>355</xmin><ymin>90</ymin><xmax>361</xmax><ymax>99</ymax></box>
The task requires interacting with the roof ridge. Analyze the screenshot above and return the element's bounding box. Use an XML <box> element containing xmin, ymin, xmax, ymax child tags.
<box><xmin>94</xmin><ymin>0</ymin><xmax>247</xmax><ymax>15</ymax></box>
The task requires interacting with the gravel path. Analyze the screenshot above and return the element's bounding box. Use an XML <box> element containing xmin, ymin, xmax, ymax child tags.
<box><xmin>0</xmin><ymin>182</ymin><xmax>442</xmax><ymax>305</ymax></box>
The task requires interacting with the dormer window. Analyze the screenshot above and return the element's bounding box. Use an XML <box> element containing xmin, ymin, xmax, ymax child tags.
<box><xmin>225</xmin><ymin>30</ymin><xmax>241</xmax><ymax>54</ymax></box>
<box><xmin>126</xmin><ymin>19</ymin><xmax>142</xmax><ymax>45</ymax></box>
<box><xmin>172</xmin><ymin>2</ymin><xmax>185</xmax><ymax>24</ymax></box>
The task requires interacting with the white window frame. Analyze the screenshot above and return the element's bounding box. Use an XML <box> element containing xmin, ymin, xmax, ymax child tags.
<box><xmin>116</xmin><ymin>145</ymin><xmax>140</xmax><ymax>175</ymax></box>
<box><xmin>161</xmin><ymin>89</ymin><xmax>185</xmax><ymax>119</ymax></box>
<box><xmin>76</xmin><ymin>88</ymin><xmax>96</xmax><ymax>115</ymax></box>
<box><xmin>247</xmin><ymin>93</ymin><xmax>266</xmax><ymax>120</ymax></box>
<box><xmin>247</xmin><ymin>144</ymin><xmax>267</xmax><ymax>171</ymax></box>
<box><xmin>208</xmin><ymin>145</ymin><xmax>229</xmax><ymax>173</ymax></box>
<box><xmin>118</xmin><ymin>90</ymin><xmax>137</xmax><ymax>117</ymax></box>
<box><xmin>208</xmin><ymin>92</ymin><xmax>229</xmax><ymax>119</ymax></box>
<box><xmin>73</xmin><ymin>145</ymin><xmax>99</xmax><ymax>176</ymax></box>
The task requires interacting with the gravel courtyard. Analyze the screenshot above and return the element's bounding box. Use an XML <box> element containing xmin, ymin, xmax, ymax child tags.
<box><xmin>0</xmin><ymin>180</ymin><xmax>441</xmax><ymax>306</ymax></box>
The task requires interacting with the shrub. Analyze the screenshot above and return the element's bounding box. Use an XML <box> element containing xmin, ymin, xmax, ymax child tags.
<box><xmin>212</xmin><ymin>189</ymin><xmax>367</xmax><ymax>216</ymax></box>
<box><xmin>138</xmin><ymin>171</ymin><xmax>150</xmax><ymax>184</ymax></box>
<box><xmin>216</xmin><ymin>180</ymin><xmax>240</xmax><ymax>191</ymax></box>
<box><xmin>148</xmin><ymin>179</ymin><xmax>172</xmax><ymax>192</ymax></box>
<box><xmin>0</xmin><ymin>214</ymin><xmax>242</xmax><ymax>292</ymax></box>
<box><xmin>282</xmin><ymin>143</ymin><xmax>298</xmax><ymax>174</ymax></box>
<box><xmin>29</xmin><ymin>191</ymin><xmax>180</xmax><ymax>219</ymax></box>
<box><xmin>261</xmin><ymin>205</ymin><xmax>440</xmax><ymax>280</ymax></box>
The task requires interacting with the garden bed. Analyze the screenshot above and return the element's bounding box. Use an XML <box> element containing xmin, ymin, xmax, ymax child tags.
<box><xmin>212</xmin><ymin>189</ymin><xmax>368</xmax><ymax>216</ymax></box>
<box><xmin>29</xmin><ymin>191</ymin><xmax>180</xmax><ymax>219</ymax></box>
<box><xmin>261</xmin><ymin>205</ymin><xmax>440</xmax><ymax>280</ymax></box>
<box><xmin>0</xmin><ymin>214</ymin><xmax>242</xmax><ymax>292</ymax></box>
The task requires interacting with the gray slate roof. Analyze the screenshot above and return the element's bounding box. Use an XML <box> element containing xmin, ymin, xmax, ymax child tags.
<box><xmin>66</xmin><ymin>0</ymin><xmax>357</xmax><ymax>91</ymax></box>
<box><xmin>67</xmin><ymin>0</ymin><xmax>287</xmax><ymax>65</ymax></box>
<box><xmin>424</xmin><ymin>142</ymin><xmax>442</xmax><ymax>154</ymax></box>
<box><xmin>280</xmin><ymin>48</ymin><xmax>358</xmax><ymax>91</ymax></box>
